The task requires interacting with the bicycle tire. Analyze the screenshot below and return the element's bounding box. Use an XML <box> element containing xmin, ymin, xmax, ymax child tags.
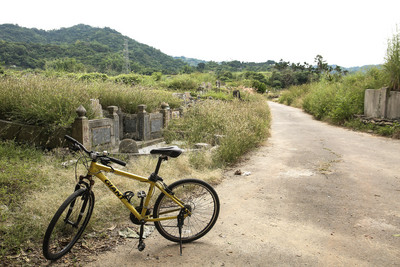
<box><xmin>153</xmin><ymin>178</ymin><xmax>220</xmax><ymax>243</ymax></box>
<box><xmin>43</xmin><ymin>188</ymin><xmax>95</xmax><ymax>260</ymax></box>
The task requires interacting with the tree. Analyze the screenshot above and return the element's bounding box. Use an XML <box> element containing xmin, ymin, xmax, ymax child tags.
<box><xmin>197</xmin><ymin>62</ymin><xmax>205</xmax><ymax>72</ymax></box>
<box><xmin>314</xmin><ymin>55</ymin><xmax>329</xmax><ymax>74</ymax></box>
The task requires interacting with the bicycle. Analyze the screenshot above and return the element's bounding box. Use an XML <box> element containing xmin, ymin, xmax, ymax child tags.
<box><xmin>42</xmin><ymin>135</ymin><xmax>220</xmax><ymax>260</ymax></box>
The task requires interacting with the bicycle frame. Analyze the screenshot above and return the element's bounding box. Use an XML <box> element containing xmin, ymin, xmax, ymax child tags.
<box><xmin>86</xmin><ymin>160</ymin><xmax>187</xmax><ymax>223</ymax></box>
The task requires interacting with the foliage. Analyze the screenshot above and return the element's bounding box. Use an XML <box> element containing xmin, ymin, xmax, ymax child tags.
<box><xmin>280</xmin><ymin>68</ymin><xmax>386</xmax><ymax>124</ymax></box>
<box><xmin>45</xmin><ymin>58</ymin><xmax>86</xmax><ymax>73</ymax></box>
<box><xmin>344</xmin><ymin>119</ymin><xmax>400</xmax><ymax>138</ymax></box>
<box><xmin>384</xmin><ymin>27</ymin><xmax>400</xmax><ymax>91</ymax></box>
<box><xmin>279</xmin><ymin>83</ymin><xmax>311</xmax><ymax>107</ymax></box>
<box><xmin>164</xmin><ymin>96</ymin><xmax>270</xmax><ymax>166</ymax></box>
<box><xmin>267</xmin><ymin>56</ymin><xmax>348</xmax><ymax>89</ymax></box>
<box><xmin>113</xmin><ymin>73</ymin><xmax>142</xmax><ymax>85</ymax></box>
<box><xmin>0</xmin><ymin>24</ymin><xmax>187</xmax><ymax>74</ymax></box>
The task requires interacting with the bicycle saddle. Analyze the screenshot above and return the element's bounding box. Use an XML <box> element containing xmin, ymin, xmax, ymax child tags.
<box><xmin>150</xmin><ymin>146</ymin><xmax>182</xmax><ymax>158</ymax></box>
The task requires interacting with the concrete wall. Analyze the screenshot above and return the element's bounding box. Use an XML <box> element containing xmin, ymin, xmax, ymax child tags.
<box><xmin>364</xmin><ymin>87</ymin><xmax>400</xmax><ymax>119</ymax></box>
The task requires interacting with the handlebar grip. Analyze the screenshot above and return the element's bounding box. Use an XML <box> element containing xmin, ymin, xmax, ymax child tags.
<box><xmin>108</xmin><ymin>156</ymin><xmax>127</xmax><ymax>166</ymax></box>
<box><xmin>64</xmin><ymin>135</ymin><xmax>89</xmax><ymax>154</ymax></box>
<box><xmin>64</xmin><ymin>135</ymin><xmax>78</xmax><ymax>144</ymax></box>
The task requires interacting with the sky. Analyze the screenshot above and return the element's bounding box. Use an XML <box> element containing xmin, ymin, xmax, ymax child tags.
<box><xmin>2</xmin><ymin>0</ymin><xmax>400</xmax><ymax>68</ymax></box>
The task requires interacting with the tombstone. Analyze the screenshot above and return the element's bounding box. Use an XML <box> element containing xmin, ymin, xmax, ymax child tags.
<box><xmin>216</xmin><ymin>80</ymin><xmax>221</xmax><ymax>88</ymax></box>
<box><xmin>90</xmin><ymin>99</ymin><xmax>103</xmax><ymax>118</ymax></box>
<box><xmin>233</xmin><ymin>90</ymin><xmax>241</xmax><ymax>99</ymax></box>
<box><xmin>119</xmin><ymin>139</ymin><xmax>139</xmax><ymax>153</ymax></box>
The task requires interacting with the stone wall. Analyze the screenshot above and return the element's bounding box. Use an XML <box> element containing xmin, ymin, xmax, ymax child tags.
<box><xmin>71</xmin><ymin>103</ymin><xmax>181</xmax><ymax>150</ymax></box>
<box><xmin>0</xmin><ymin>119</ymin><xmax>69</xmax><ymax>148</ymax></box>
<box><xmin>364</xmin><ymin>87</ymin><xmax>400</xmax><ymax>119</ymax></box>
<box><xmin>0</xmin><ymin>101</ymin><xmax>181</xmax><ymax>150</ymax></box>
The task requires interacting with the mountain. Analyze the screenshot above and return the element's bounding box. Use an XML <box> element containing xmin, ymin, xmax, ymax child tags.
<box><xmin>0</xmin><ymin>24</ymin><xmax>187</xmax><ymax>74</ymax></box>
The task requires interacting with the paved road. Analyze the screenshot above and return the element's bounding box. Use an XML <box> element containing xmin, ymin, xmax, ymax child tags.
<box><xmin>89</xmin><ymin>101</ymin><xmax>400</xmax><ymax>266</ymax></box>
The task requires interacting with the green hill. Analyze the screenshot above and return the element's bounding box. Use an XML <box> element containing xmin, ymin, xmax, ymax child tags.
<box><xmin>0</xmin><ymin>24</ymin><xmax>187</xmax><ymax>74</ymax></box>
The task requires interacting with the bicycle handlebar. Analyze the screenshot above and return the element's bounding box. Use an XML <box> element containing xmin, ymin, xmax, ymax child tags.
<box><xmin>64</xmin><ymin>135</ymin><xmax>126</xmax><ymax>167</ymax></box>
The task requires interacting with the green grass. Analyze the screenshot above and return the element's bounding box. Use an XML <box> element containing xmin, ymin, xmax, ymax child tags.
<box><xmin>0</xmin><ymin>141</ymin><xmax>49</xmax><ymax>256</ymax></box>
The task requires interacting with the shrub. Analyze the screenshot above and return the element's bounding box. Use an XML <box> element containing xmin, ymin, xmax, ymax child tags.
<box><xmin>251</xmin><ymin>80</ymin><xmax>267</xmax><ymax>93</ymax></box>
<box><xmin>279</xmin><ymin>83</ymin><xmax>311</xmax><ymax>107</ymax></box>
<box><xmin>113</xmin><ymin>73</ymin><xmax>142</xmax><ymax>85</ymax></box>
<box><xmin>301</xmin><ymin>70</ymin><xmax>385</xmax><ymax>124</ymax></box>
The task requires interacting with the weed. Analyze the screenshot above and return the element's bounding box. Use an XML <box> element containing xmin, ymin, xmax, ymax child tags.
<box><xmin>164</xmin><ymin>96</ymin><xmax>270</xmax><ymax>166</ymax></box>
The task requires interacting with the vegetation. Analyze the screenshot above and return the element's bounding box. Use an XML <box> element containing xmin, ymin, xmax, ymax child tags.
<box><xmin>0</xmin><ymin>24</ymin><xmax>187</xmax><ymax>74</ymax></box>
<box><xmin>4</xmin><ymin>21</ymin><xmax>398</xmax><ymax>264</ymax></box>
<box><xmin>384</xmin><ymin>27</ymin><xmax>400</xmax><ymax>91</ymax></box>
<box><xmin>0</xmin><ymin>75</ymin><xmax>183</xmax><ymax>128</ymax></box>
<box><xmin>0</xmin><ymin>89</ymin><xmax>270</xmax><ymax>264</ymax></box>
<box><xmin>278</xmin><ymin>67</ymin><xmax>400</xmax><ymax>137</ymax></box>
<box><xmin>164</xmin><ymin>94</ymin><xmax>270</xmax><ymax>166</ymax></box>
<box><xmin>277</xmin><ymin>28</ymin><xmax>400</xmax><ymax>138</ymax></box>
<box><xmin>0</xmin><ymin>141</ymin><xmax>49</xmax><ymax>257</ymax></box>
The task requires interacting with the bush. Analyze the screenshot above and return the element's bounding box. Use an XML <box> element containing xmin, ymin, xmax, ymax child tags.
<box><xmin>251</xmin><ymin>80</ymin><xmax>267</xmax><ymax>93</ymax></box>
<box><xmin>113</xmin><ymin>73</ymin><xmax>142</xmax><ymax>85</ymax></box>
<box><xmin>301</xmin><ymin>70</ymin><xmax>385</xmax><ymax>124</ymax></box>
<box><xmin>279</xmin><ymin>83</ymin><xmax>311</xmax><ymax>107</ymax></box>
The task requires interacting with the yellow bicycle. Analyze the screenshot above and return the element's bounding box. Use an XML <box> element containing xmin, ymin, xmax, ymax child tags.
<box><xmin>42</xmin><ymin>135</ymin><xmax>220</xmax><ymax>260</ymax></box>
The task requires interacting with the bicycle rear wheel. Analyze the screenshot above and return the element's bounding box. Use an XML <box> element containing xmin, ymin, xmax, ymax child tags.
<box><xmin>153</xmin><ymin>179</ymin><xmax>220</xmax><ymax>243</ymax></box>
<box><xmin>43</xmin><ymin>188</ymin><xmax>95</xmax><ymax>260</ymax></box>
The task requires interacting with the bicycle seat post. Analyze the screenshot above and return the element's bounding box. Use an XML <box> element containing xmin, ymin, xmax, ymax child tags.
<box><xmin>154</xmin><ymin>155</ymin><xmax>167</xmax><ymax>175</ymax></box>
<box><xmin>149</xmin><ymin>155</ymin><xmax>168</xmax><ymax>182</ymax></box>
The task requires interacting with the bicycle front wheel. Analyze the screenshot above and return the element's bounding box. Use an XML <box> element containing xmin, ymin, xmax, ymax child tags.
<box><xmin>43</xmin><ymin>188</ymin><xmax>95</xmax><ymax>260</ymax></box>
<box><xmin>153</xmin><ymin>179</ymin><xmax>220</xmax><ymax>243</ymax></box>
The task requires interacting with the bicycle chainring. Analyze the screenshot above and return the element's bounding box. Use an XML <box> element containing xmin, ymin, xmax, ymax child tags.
<box><xmin>130</xmin><ymin>207</ymin><xmax>151</xmax><ymax>225</ymax></box>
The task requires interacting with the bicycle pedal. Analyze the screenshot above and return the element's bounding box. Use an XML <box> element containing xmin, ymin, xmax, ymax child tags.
<box><xmin>138</xmin><ymin>241</ymin><xmax>146</xmax><ymax>251</ymax></box>
<box><xmin>137</xmin><ymin>191</ymin><xmax>146</xmax><ymax>198</ymax></box>
<box><xmin>123</xmin><ymin>191</ymin><xmax>135</xmax><ymax>203</ymax></box>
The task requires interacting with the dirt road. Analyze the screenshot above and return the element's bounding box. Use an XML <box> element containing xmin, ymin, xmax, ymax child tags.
<box><xmin>88</xmin><ymin>101</ymin><xmax>400</xmax><ymax>266</ymax></box>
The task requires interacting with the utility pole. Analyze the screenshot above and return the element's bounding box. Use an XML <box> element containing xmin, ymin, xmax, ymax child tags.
<box><xmin>123</xmin><ymin>39</ymin><xmax>131</xmax><ymax>74</ymax></box>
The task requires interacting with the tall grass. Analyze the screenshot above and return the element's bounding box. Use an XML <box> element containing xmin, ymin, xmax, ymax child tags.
<box><xmin>384</xmin><ymin>27</ymin><xmax>400</xmax><ymax>90</ymax></box>
<box><xmin>0</xmin><ymin>76</ymin><xmax>95</xmax><ymax>127</ymax></box>
<box><xmin>96</xmin><ymin>85</ymin><xmax>182</xmax><ymax>114</ymax></box>
<box><xmin>279</xmin><ymin>68</ymin><xmax>387</xmax><ymax>124</ymax></box>
<box><xmin>164</xmin><ymin>96</ymin><xmax>270</xmax><ymax>166</ymax></box>
<box><xmin>0</xmin><ymin>75</ymin><xmax>182</xmax><ymax>128</ymax></box>
<box><xmin>278</xmin><ymin>83</ymin><xmax>311</xmax><ymax>108</ymax></box>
